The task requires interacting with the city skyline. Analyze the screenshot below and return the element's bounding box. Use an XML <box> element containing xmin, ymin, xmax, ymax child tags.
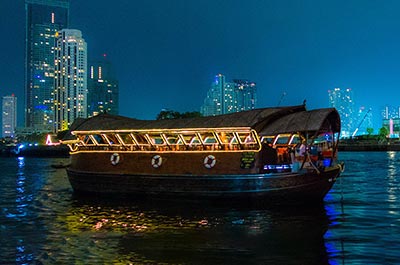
<box><xmin>3</xmin><ymin>1</ymin><xmax>400</xmax><ymax>129</ymax></box>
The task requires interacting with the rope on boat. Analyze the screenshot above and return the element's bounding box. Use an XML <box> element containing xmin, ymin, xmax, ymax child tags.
<box><xmin>301</xmin><ymin>152</ymin><xmax>320</xmax><ymax>174</ymax></box>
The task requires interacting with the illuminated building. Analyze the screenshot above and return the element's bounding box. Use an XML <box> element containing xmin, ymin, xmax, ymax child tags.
<box><xmin>201</xmin><ymin>74</ymin><xmax>226</xmax><ymax>116</ymax></box>
<box><xmin>2</xmin><ymin>95</ymin><xmax>17</xmax><ymax>138</ymax></box>
<box><xmin>382</xmin><ymin>118</ymin><xmax>400</xmax><ymax>137</ymax></box>
<box><xmin>328</xmin><ymin>88</ymin><xmax>355</xmax><ymax>137</ymax></box>
<box><xmin>201</xmin><ymin>74</ymin><xmax>257</xmax><ymax>116</ymax></box>
<box><xmin>25</xmin><ymin>0</ymin><xmax>70</xmax><ymax>131</ymax></box>
<box><xmin>54</xmin><ymin>29</ymin><xmax>87</xmax><ymax>132</ymax></box>
<box><xmin>382</xmin><ymin>106</ymin><xmax>400</xmax><ymax>137</ymax></box>
<box><xmin>382</xmin><ymin>106</ymin><xmax>400</xmax><ymax>120</ymax></box>
<box><xmin>233</xmin><ymin>79</ymin><xmax>257</xmax><ymax>112</ymax></box>
<box><xmin>87</xmin><ymin>54</ymin><xmax>119</xmax><ymax>117</ymax></box>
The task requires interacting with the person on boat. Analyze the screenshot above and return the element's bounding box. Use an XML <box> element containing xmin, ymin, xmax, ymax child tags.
<box><xmin>295</xmin><ymin>141</ymin><xmax>306</xmax><ymax>160</ymax></box>
<box><xmin>259</xmin><ymin>139</ymin><xmax>278</xmax><ymax>173</ymax></box>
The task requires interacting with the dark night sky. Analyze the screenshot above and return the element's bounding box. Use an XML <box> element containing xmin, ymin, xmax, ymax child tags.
<box><xmin>1</xmin><ymin>0</ymin><xmax>400</xmax><ymax>128</ymax></box>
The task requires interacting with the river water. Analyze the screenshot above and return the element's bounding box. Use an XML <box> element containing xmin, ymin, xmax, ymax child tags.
<box><xmin>0</xmin><ymin>152</ymin><xmax>399</xmax><ymax>264</ymax></box>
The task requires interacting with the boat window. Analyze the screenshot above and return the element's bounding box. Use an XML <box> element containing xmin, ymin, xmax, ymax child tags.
<box><xmin>132</xmin><ymin>133</ymin><xmax>150</xmax><ymax>146</ymax></box>
<box><xmin>147</xmin><ymin>134</ymin><xmax>165</xmax><ymax>145</ymax></box>
<box><xmin>216</xmin><ymin>132</ymin><xmax>237</xmax><ymax>144</ymax></box>
<box><xmin>181</xmin><ymin>134</ymin><xmax>201</xmax><ymax>145</ymax></box>
<box><xmin>260</xmin><ymin>136</ymin><xmax>275</xmax><ymax>144</ymax></box>
<box><xmin>165</xmin><ymin>135</ymin><xmax>180</xmax><ymax>145</ymax></box>
<box><xmin>190</xmin><ymin>137</ymin><xmax>201</xmax><ymax>145</ymax></box>
<box><xmin>118</xmin><ymin>133</ymin><xmax>135</xmax><ymax>145</ymax></box>
<box><xmin>237</xmin><ymin>132</ymin><xmax>257</xmax><ymax>144</ymax></box>
<box><xmin>229</xmin><ymin>137</ymin><xmax>238</xmax><ymax>144</ymax></box>
<box><xmin>92</xmin><ymin>134</ymin><xmax>108</xmax><ymax>145</ymax></box>
<box><xmin>204</xmin><ymin>137</ymin><xmax>217</xmax><ymax>144</ymax></box>
<box><xmin>83</xmin><ymin>135</ymin><xmax>96</xmax><ymax>145</ymax></box>
<box><xmin>105</xmin><ymin>134</ymin><xmax>122</xmax><ymax>145</ymax></box>
<box><xmin>201</xmin><ymin>133</ymin><xmax>218</xmax><ymax>144</ymax></box>
<box><xmin>275</xmin><ymin>135</ymin><xmax>291</xmax><ymax>145</ymax></box>
<box><xmin>176</xmin><ymin>136</ymin><xmax>185</xmax><ymax>145</ymax></box>
<box><xmin>289</xmin><ymin>134</ymin><xmax>302</xmax><ymax>145</ymax></box>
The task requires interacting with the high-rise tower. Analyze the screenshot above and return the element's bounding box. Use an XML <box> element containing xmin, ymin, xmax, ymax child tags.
<box><xmin>232</xmin><ymin>79</ymin><xmax>257</xmax><ymax>112</ymax></box>
<box><xmin>328</xmin><ymin>88</ymin><xmax>355</xmax><ymax>137</ymax></box>
<box><xmin>201</xmin><ymin>74</ymin><xmax>257</xmax><ymax>116</ymax></box>
<box><xmin>54</xmin><ymin>29</ymin><xmax>87</xmax><ymax>132</ymax></box>
<box><xmin>201</xmin><ymin>74</ymin><xmax>225</xmax><ymax>116</ymax></box>
<box><xmin>87</xmin><ymin>55</ymin><xmax>119</xmax><ymax>117</ymax></box>
<box><xmin>2</xmin><ymin>95</ymin><xmax>17</xmax><ymax>138</ymax></box>
<box><xmin>25</xmin><ymin>0</ymin><xmax>70</xmax><ymax>131</ymax></box>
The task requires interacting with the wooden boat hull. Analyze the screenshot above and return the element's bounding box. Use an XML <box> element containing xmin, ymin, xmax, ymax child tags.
<box><xmin>66</xmin><ymin>154</ymin><xmax>342</xmax><ymax>201</ymax></box>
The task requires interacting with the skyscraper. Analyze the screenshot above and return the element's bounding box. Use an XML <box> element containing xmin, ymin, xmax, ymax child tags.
<box><xmin>25</xmin><ymin>0</ymin><xmax>70</xmax><ymax>131</ymax></box>
<box><xmin>54</xmin><ymin>29</ymin><xmax>87</xmax><ymax>132</ymax></box>
<box><xmin>87</xmin><ymin>55</ymin><xmax>119</xmax><ymax>117</ymax></box>
<box><xmin>232</xmin><ymin>79</ymin><xmax>257</xmax><ymax>112</ymax></box>
<box><xmin>328</xmin><ymin>88</ymin><xmax>355</xmax><ymax>137</ymax></box>
<box><xmin>2</xmin><ymin>95</ymin><xmax>17</xmax><ymax>138</ymax></box>
<box><xmin>201</xmin><ymin>74</ymin><xmax>226</xmax><ymax>116</ymax></box>
<box><xmin>201</xmin><ymin>74</ymin><xmax>257</xmax><ymax>116</ymax></box>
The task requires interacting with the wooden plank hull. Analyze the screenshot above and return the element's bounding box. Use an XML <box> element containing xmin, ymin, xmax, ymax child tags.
<box><xmin>66</xmin><ymin>151</ymin><xmax>342</xmax><ymax>201</ymax></box>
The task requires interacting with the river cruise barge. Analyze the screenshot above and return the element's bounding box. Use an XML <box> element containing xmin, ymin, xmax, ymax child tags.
<box><xmin>62</xmin><ymin>105</ymin><xmax>343</xmax><ymax>201</ymax></box>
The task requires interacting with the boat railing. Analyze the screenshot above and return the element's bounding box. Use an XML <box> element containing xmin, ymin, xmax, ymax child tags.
<box><xmin>65</xmin><ymin>128</ymin><xmax>262</xmax><ymax>153</ymax></box>
<box><xmin>71</xmin><ymin>142</ymin><xmax>260</xmax><ymax>152</ymax></box>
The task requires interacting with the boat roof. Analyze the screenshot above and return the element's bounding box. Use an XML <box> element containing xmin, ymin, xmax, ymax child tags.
<box><xmin>65</xmin><ymin>105</ymin><xmax>341</xmax><ymax>138</ymax></box>
<box><xmin>258</xmin><ymin>107</ymin><xmax>341</xmax><ymax>136</ymax></box>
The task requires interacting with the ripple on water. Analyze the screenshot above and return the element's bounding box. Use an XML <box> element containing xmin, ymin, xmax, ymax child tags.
<box><xmin>1</xmin><ymin>154</ymin><xmax>400</xmax><ymax>264</ymax></box>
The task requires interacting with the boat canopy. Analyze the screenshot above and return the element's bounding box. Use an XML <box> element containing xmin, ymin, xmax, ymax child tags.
<box><xmin>258</xmin><ymin>108</ymin><xmax>341</xmax><ymax>137</ymax></box>
<box><xmin>64</xmin><ymin>105</ymin><xmax>340</xmax><ymax>139</ymax></box>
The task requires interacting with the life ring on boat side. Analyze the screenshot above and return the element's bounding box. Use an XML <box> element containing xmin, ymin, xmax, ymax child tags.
<box><xmin>110</xmin><ymin>153</ymin><xmax>120</xmax><ymax>166</ymax></box>
<box><xmin>151</xmin><ymin>155</ymin><xmax>162</xmax><ymax>168</ymax></box>
<box><xmin>204</xmin><ymin>155</ymin><xmax>216</xmax><ymax>169</ymax></box>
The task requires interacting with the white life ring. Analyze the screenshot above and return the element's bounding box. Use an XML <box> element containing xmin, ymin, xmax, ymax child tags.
<box><xmin>204</xmin><ymin>155</ymin><xmax>216</xmax><ymax>169</ymax></box>
<box><xmin>151</xmin><ymin>155</ymin><xmax>162</xmax><ymax>168</ymax></box>
<box><xmin>110</xmin><ymin>153</ymin><xmax>120</xmax><ymax>166</ymax></box>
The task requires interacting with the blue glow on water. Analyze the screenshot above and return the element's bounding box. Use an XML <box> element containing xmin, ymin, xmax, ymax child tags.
<box><xmin>0</xmin><ymin>153</ymin><xmax>399</xmax><ymax>264</ymax></box>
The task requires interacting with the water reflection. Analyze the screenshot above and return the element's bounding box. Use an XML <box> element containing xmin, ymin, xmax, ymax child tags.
<box><xmin>387</xmin><ymin>151</ymin><xmax>398</xmax><ymax>209</ymax></box>
<box><xmin>323</xmin><ymin>201</ymin><xmax>344</xmax><ymax>265</ymax></box>
<box><xmin>324</xmin><ymin>152</ymin><xmax>400</xmax><ymax>264</ymax></box>
<box><xmin>16</xmin><ymin>157</ymin><xmax>28</xmax><ymax>264</ymax></box>
<box><xmin>4</xmin><ymin>155</ymin><xmax>400</xmax><ymax>264</ymax></box>
<box><xmin>37</xmin><ymin>196</ymin><xmax>332</xmax><ymax>264</ymax></box>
